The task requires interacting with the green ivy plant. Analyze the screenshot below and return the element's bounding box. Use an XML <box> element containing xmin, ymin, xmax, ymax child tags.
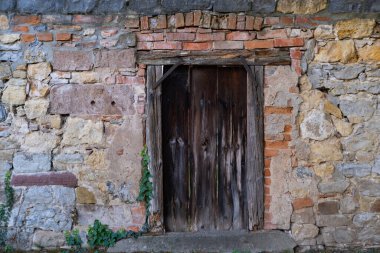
<box><xmin>0</xmin><ymin>171</ymin><xmax>14</xmax><ymax>249</ymax></box>
<box><xmin>63</xmin><ymin>229</ymin><xmax>83</xmax><ymax>253</ymax></box>
<box><xmin>137</xmin><ymin>146</ymin><xmax>153</xmax><ymax>226</ymax></box>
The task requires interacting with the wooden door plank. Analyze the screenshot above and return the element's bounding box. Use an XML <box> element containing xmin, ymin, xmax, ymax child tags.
<box><xmin>162</xmin><ymin>65</ymin><xmax>190</xmax><ymax>232</ymax></box>
<box><xmin>246</xmin><ymin>66</ymin><xmax>264</xmax><ymax>230</ymax></box>
<box><xmin>217</xmin><ymin>67</ymin><xmax>248</xmax><ymax>230</ymax></box>
<box><xmin>189</xmin><ymin>66</ymin><xmax>218</xmax><ymax>231</ymax></box>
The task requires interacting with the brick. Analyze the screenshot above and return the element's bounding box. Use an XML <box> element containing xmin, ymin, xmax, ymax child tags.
<box><xmin>227</xmin><ymin>13</ymin><xmax>237</xmax><ymax>30</ymax></box>
<box><xmin>137</xmin><ymin>42</ymin><xmax>153</xmax><ymax>50</ymax></box>
<box><xmin>264</xmin><ymin>169</ymin><xmax>271</xmax><ymax>176</ymax></box>
<box><xmin>290</xmin><ymin>48</ymin><xmax>302</xmax><ymax>59</ymax></box>
<box><xmin>284</xmin><ymin>125</ymin><xmax>292</xmax><ymax>133</ymax></box>
<box><xmin>53</xmin><ymin>50</ymin><xmax>94</xmax><ymax>71</ymax></box>
<box><xmin>150</xmin><ymin>15</ymin><xmax>167</xmax><ymax>30</ymax></box>
<box><xmin>264</xmin><ymin>106</ymin><xmax>293</xmax><ymax>114</ymax></box>
<box><xmin>264</xmin><ymin>149</ymin><xmax>278</xmax><ymax>158</ymax></box>
<box><xmin>264</xmin><ymin>17</ymin><xmax>279</xmax><ymax>26</ymax></box>
<box><xmin>125</xmin><ymin>17</ymin><xmax>140</xmax><ymax>28</ymax></box>
<box><xmin>140</xmin><ymin>16</ymin><xmax>149</xmax><ymax>30</ymax></box>
<box><xmin>13</xmin><ymin>15</ymin><xmax>41</xmax><ymax>25</ymax></box>
<box><xmin>177</xmin><ymin>28</ymin><xmax>197</xmax><ymax>33</ymax></box>
<box><xmin>292</xmin><ymin>197</ymin><xmax>314</xmax><ymax>210</ymax></box>
<box><xmin>280</xmin><ymin>16</ymin><xmax>294</xmax><ymax>25</ymax></box>
<box><xmin>11</xmin><ymin>172</ymin><xmax>78</xmax><ymax>188</ymax></box>
<box><xmin>13</xmin><ymin>25</ymin><xmax>29</xmax><ymax>32</ymax></box>
<box><xmin>73</xmin><ymin>15</ymin><xmax>104</xmax><ymax>24</ymax></box>
<box><xmin>245</xmin><ymin>16</ymin><xmax>254</xmax><ymax>30</ymax></box>
<box><xmin>295</xmin><ymin>16</ymin><xmax>317</xmax><ymax>27</ymax></box>
<box><xmin>166</xmin><ymin>32</ymin><xmax>195</xmax><ymax>41</ymax></box>
<box><xmin>56</xmin><ymin>33</ymin><xmax>72</xmax><ymax>41</ymax></box>
<box><xmin>213</xmin><ymin>41</ymin><xmax>243</xmax><ymax>50</ymax></box>
<box><xmin>237</xmin><ymin>21</ymin><xmax>245</xmax><ymax>30</ymax></box>
<box><xmin>21</xmin><ymin>34</ymin><xmax>35</xmax><ymax>43</ymax></box>
<box><xmin>226</xmin><ymin>31</ymin><xmax>255</xmax><ymax>41</ymax></box>
<box><xmin>183</xmin><ymin>42</ymin><xmax>212</xmax><ymax>51</ymax></box>
<box><xmin>185</xmin><ymin>12</ymin><xmax>194</xmax><ymax>26</ymax></box>
<box><xmin>116</xmin><ymin>75</ymin><xmax>145</xmax><ymax>85</ymax></box>
<box><xmin>195</xmin><ymin>32</ymin><xmax>225</xmax><ymax>41</ymax></box>
<box><xmin>193</xmin><ymin>10</ymin><xmax>202</xmax><ymax>26</ymax></box>
<box><xmin>136</xmin><ymin>33</ymin><xmax>164</xmax><ymax>42</ymax></box>
<box><xmin>265</xmin><ymin>140</ymin><xmax>289</xmax><ymax>149</ymax></box>
<box><xmin>37</xmin><ymin>32</ymin><xmax>53</xmax><ymax>42</ymax></box>
<box><xmin>52</xmin><ymin>25</ymin><xmax>82</xmax><ymax>31</ymax></box>
<box><xmin>244</xmin><ymin>39</ymin><xmax>274</xmax><ymax>49</ymax></box>
<box><xmin>274</xmin><ymin>38</ymin><xmax>304</xmax><ymax>47</ymax></box>
<box><xmin>197</xmin><ymin>28</ymin><xmax>212</xmax><ymax>33</ymax></box>
<box><xmin>175</xmin><ymin>13</ymin><xmax>185</xmax><ymax>28</ymax></box>
<box><xmin>264</xmin><ymin>159</ymin><xmax>271</xmax><ymax>168</ymax></box>
<box><xmin>257</xmin><ymin>29</ymin><xmax>287</xmax><ymax>39</ymax></box>
<box><xmin>153</xmin><ymin>41</ymin><xmax>182</xmax><ymax>50</ymax></box>
<box><xmin>253</xmin><ymin>17</ymin><xmax>264</xmax><ymax>31</ymax></box>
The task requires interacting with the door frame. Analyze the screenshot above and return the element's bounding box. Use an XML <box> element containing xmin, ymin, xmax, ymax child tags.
<box><xmin>145</xmin><ymin>62</ymin><xmax>264</xmax><ymax>231</ymax></box>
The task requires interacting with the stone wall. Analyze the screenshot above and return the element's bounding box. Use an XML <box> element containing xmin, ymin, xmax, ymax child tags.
<box><xmin>0</xmin><ymin>0</ymin><xmax>379</xmax><ymax>251</ymax></box>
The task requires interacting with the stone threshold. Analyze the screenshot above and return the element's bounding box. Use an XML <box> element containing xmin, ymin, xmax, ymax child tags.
<box><xmin>108</xmin><ymin>230</ymin><xmax>296</xmax><ymax>253</ymax></box>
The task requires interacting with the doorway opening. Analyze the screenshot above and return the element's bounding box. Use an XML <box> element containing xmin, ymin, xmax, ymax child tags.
<box><xmin>145</xmin><ymin>64</ymin><xmax>264</xmax><ymax>233</ymax></box>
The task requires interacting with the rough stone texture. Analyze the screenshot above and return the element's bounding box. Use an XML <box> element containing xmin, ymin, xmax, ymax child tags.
<box><xmin>358</xmin><ymin>45</ymin><xmax>380</xmax><ymax>63</ymax></box>
<box><xmin>335</xmin><ymin>19</ymin><xmax>376</xmax><ymax>39</ymax></box>
<box><xmin>316</xmin><ymin>215</ymin><xmax>351</xmax><ymax>227</ymax></box>
<box><xmin>277</xmin><ymin>0</ymin><xmax>327</xmax><ymax>14</ymax></box>
<box><xmin>315</xmin><ymin>40</ymin><xmax>357</xmax><ymax>64</ymax></box>
<box><xmin>94</xmin><ymin>49</ymin><xmax>136</xmax><ymax>69</ymax></box>
<box><xmin>50</xmin><ymin>84</ymin><xmax>136</xmax><ymax>116</ymax></box>
<box><xmin>329</xmin><ymin>0</ymin><xmax>380</xmax><ymax>13</ymax></box>
<box><xmin>53</xmin><ymin>153</ymin><xmax>83</xmax><ymax>171</ymax></box>
<box><xmin>334</xmin><ymin>227</ymin><xmax>356</xmax><ymax>243</ymax></box>
<box><xmin>32</xmin><ymin>230</ymin><xmax>65</xmax><ymax>249</ymax></box>
<box><xmin>318</xmin><ymin>201</ymin><xmax>340</xmax><ymax>215</ymax></box>
<box><xmin>314</xmin><ymin>25</ymin><xmax>335</xmax><ymax>40</ymax></box>
<box><xmin>337</xmin><ymin>163</ymin><xmax>372</xmax><ymax>177</ymax></box>
<box><xmin>358</xmin><ymin>179</ymin><xmax>380</xmax><ymax>197</ymax></box>
<box><xmin>2</xmin><ymin>80</ymin><xmax>27</xmax><ymax>105</ymax></box>
<box><xmin>27</xmin><ymin>62</ymin><xmax>51</xmax><ymax>81</ymax></box>
<box><xmin>213</xmin><ymin>0</ymin><xmax>251</xmax><ymax>12</ymax></box>
<box><xmin>318</xmin><ymin>180</ymin><xmax>350</xmax><ymax>194</ymax></box>
<box><xmin>24</xmin><ymin>99</ymin><xmax>49</xmax><ymax>119</ymax></box>
<box><xmin>339</xmin><ymin>93</ymin><xmax>376</xmax><ymax>123</ymax></box>
<box><xmin>0</xmin><ymin>62</ymin><xmax>12</xmax><ymax>80</ymax></box>
<box><xmin>0</xmin><ymin>15</ymin><xmax>9</xmax><ymax>30</ymax></box>
<box><xmin>291</xmin><ymin>208</ymin><xmax>315</xmax><ymax>224</ymax></box>
<box><xmin>309</xmin><ymin>138</ymin><xmax>343</xmax><ymax>163</ymax></box>
<box><xmin>9</xmin><ymin>186</ymin><xmax>75</xmax><ymax>232</ymax></box>
<box><xmin>340</xmin><ymin>196</ymin><xmax>358</xmax><ymax>214</ymax></box>
<box><xmin>251</xmin><ymin>0</ymin><xmax>277</xmax><ymax>13</ymax></box>
<box><xmin>76</xmin><ymin>187</ymin><xmax>96</xmax><ymax>204</ymax></box>
<box><xmin>11</xmin><ymin>172</ymin><xmax>78</xmax><ymax>187</ymax></box>
<box><xmin>62</xmin><ymin>117</ymin><xmax>104</xmax><ymax>146</ymax></box>
<box><xmin>0</xmin><ymin>34</ymin><xmax>20</xmax><ymax>44</ymax></box>
<box><xmin>300</xmin><ymin>109</ymin><xmax>334</xmax><ymax>141</ymax></box>
<box><xmin>291</xmin><ymin>224</ymin><xmax>319</xmax><ymax>241</ymax></box>
<box><xmin>13</xmin><ymin>152</ymin><xmax>51</xmax><ymax>173</ymax></box>
<box><xmin>22</xmin><ymin>132</ymin><xmax>59</xmax><ymax>153</ymax></box>
<box><xmin>52</xmin><ymin>50</ymin><xmax>94</xmax><ymax>71</ymax></box>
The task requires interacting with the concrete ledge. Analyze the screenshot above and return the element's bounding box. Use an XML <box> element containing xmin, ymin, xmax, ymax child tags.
<box><xmin>109</xmin><ymin>230</ymin><xmax>296</xmax><ymax>253</ymax></box>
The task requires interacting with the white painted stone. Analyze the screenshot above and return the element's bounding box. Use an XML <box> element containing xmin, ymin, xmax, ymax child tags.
<box><xmin>0</xmin><ymin>33</ymin><xmax>20</xmax><ymax>44</ymax></box>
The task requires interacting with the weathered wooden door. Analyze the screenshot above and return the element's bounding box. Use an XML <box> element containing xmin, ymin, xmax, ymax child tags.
<box><xmin>161</xmin><ymin>65</ymin><xmax>259</xmax><ymax>232</ymax></box>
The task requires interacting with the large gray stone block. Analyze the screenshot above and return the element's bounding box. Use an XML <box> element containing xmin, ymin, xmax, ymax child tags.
<box><xmin>0</xmin><ymin>0</ymin><xmax>15</xmax><ymax>11</ymax></box>
<box><xmin>213</xmin><ymin>0</ymin><xmax>251</xmax><ymax>12</ymax></box>
<box><xmin>336</xmin><ymin>163</ymin><xmax>372</xmax><ymax>177</ymax></box>
<box><xmin>13</xmin><ymin>153</ymin><xmax>51</xmax><ymax>173</ymax></box>
<box><xmin>318</xmin><ymin>180</ymin><xmax>350</xmax><ymax>194</ymax></box>
<box><xmin>329</xmin><ymin>0</ymin><xmax>379</xmax><ymax>13</ymax></box>
<box><xmin>162</xmin><ymin>0</ymin><xmax>211</xmax><ymax>12</ymax></box>
<box><xmin>252</xmin><ymin>0</ymin><xmax>277</xmax><ymax>13</ymax></box>
<box><xmin>358</xmin><ymin>179</ymin><xmax>380</xmax><ymax>197</ymax></box>
<box><xmin>17</xmin><ymin>0</ymin><xmax>57</xmax><ymax>13</ymax></box>
<box><xmin>63</xmin><ymin>0</ymin><xmax>96</xmax><ymax>13</ymax></box>
<box><xmin>94</xmin><ymin>0</ymin><xmax>125</xmax><ymax>13</ymax></box>
<box><xmin>128</xmin><ymin>0</ymin><xmax>160</xmax><ymax>15</ymax></box>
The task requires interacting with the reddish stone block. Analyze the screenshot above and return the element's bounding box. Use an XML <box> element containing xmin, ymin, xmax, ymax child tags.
<box><xmin>370</xmin><ymin>199</ymin><xmax>380</xmax><ymax>212</ymax></box>
<box><xmin>284</xmin><ymin>125</ymin><xmax>292</xmax><ymax>133</ymax></box>
<box><xmin>175</xmin><ymin>13</ymin><xmax>185</xmax><ymax>28</ymax></box>
<box><xmin>100</xmin><ymin>28</ymin><xmax>118</xmax><ymax>38</ymax></box>
<box><xmin>183</xmin><ymin>42</ymin><xmax>212</xmax><ymax>51</ymax></box>
<box><xmin>274</xmin><ymin>38</ymin><xmax>304</xmax><ymax>47</ymax></box>
<box><xmin>125</xmin><ymin>17</ymin><xmax>140</xmax><ymax>28</ymax></box>
<box><xmin>264</xmin><ymin>106</ymin><xmax>293</xmax><ymax>114</ymax></box>
<box><xmin>13</xmin><ymin>15</ymin><xmax>41</xmax><ymax>25</ymax></box>
<box><xmin>95</xmin><ymin>49</ymin><xmax>136</xmax><ymax>69</ymax></box>
<box><xmin>73</xmin><ymin>15</ymin><xmax>103</xmax><ymax>24</ymax></box>
<box><xmin>318</xmin><ymin>201</ymin><xmax>340</xmax><ymax>215</ymax></box>
<box><xmin>195</xmin><ymin>32</ymin><xmax>225</xmax><ymax>41</ymax></box>
<box><xmin>264</xmin><ymin>159</ymin><xmax>271</xmax><ymax>168</ymax></box>
<box><xmin>137</xmin><ymin>42</ymin><xmax>153</xmax><ymax>50</ymax></box>
<box><xmin>264</xmin><ymin>149</ymin><xmax>278</xmax><ymax>158</ymax></box>
<box><xmin>41</xmin><ymin>15</ymin><xmax>72</xmax><ymax>23</ymax></box>
<box><xmin>290</xmin><ymin>48</ymin><xmax>302</xmax><ymax>59</ymax></box>
<box><xmin>13</xmin><ymin>25</ymin><xmax>29</xmax><ymax>32</ymax></box>
<box><xmin>116</xmin><ymin>75</ymin><xmax>145</xmax><ymax>85</ymax></box>
<box><xmin>136</xmin><ymin>33</ymin><xmax>164</xmax><ymax>42</ymax></box>
<box><xmin>166</xmin><ymin>32</ymin><xmax>195</xmax><ymax>41</ymax></box>
<box><xmin>227</xmin><ymin>13</ymin><xmax>237</xmax><ymax>30</ymax></box>
<box><xmin>244</xmin><ymin>39</ymin><xmax>274</xmax><ymax>49</ymax></box>
<box><xmin>264</xmin><ymin>169</ymin><xmax>271</xmax><ymax>177</ymax></box>
<box><xmin>280</xmin><ymin>16</ymin><xmax>294</xmax><ymax>26</ymax></box>
<box><xmin>185</xmin><ymin>12</ymin><xmax>194</xmax><ymax>26</ymax></box>
<box><xmin>140</xmin><ymin>16</ymin><xmax>149</xmax><ymax>30</ymax></box>
<box><xmin>193</xmin><ymin>11</ymin><xmax>202</xmax><ymax>26</ymax></box>
<box><xmin>131</xmin><ymin>204</ymin><xmax>146</xmax><ymax>225</ymax></box>
<box><xmin>53</xmin><ymin>50</ymin><xmax>94</xmax><ymax>71</ymax></box>
<box><xmin>237</xmin><ymin>21</ymin><xmax>245</xmax><ymax>30</ymax></box>
<box><xmin>11</xmin><ymin>172</ymin><xmax>78</xmax><ymax>188</ymax></box>
<box><xmin>21</xmin><ymin>34</ymin><xmax>35</xmax><ymax>43</ymax></box>
<box><xmin>153</xmin><ymin>41</ymin><xmax>182</xmax><ymax>50</ymax></box>
<box><xmin>150</xmin><ymin>15</ymin><xmax>167</xmax><ymax>30</ymax></box>
<box><xmin>37</xmin><ymin>33</ymin><xmax>53</xmax><ymax>42</ymax></box>
<box><xmin>292</xmin><ymin>197</ymin><xmax>314</xmax><ymax>210</ymax></box>
<box><xmin>200</xmin><ymin>12</ymin><xmax>211</xmax><ymax>28</ymax></box>
<box><xmin>265</xmin><ymin>141</ymin><xmax>289</xmax><ymax>149</ymax></box>
<box><xmin>226</xmin><ymin>31</ymin><xmax>255</xmax><ymax>41</ymax></box>
<box><xmin>257</xmin><ymin>29</ymin><xmax>287</xmax><ymax>39</ymax></box>
<box><xmin>56</xmin><ymin>33</ymin><xmax>72</xmax><ymax>41</ymax></box>
<box><xmin>245</xmin><ymin>16</ymin><xmax>254</xmax><ymax>30</ymax></box>
<box><xmin>264</xmin><ymin>17</ymin><xmax>279</xmax><ymax>26</ymax></box>
<box><xmin>213</xmin><ymin>41</ymin><xmax>243</xmax><ymax>50</ymax></box>
<box><xmin>291</xmin><ymin>59</ymin><xmax>302</xmax><ymax>76</ymax></box>
<box><xmin>50</xmin><ymin>84</ymin><xmax>136</xmax><ymax>115</ymax></box>
<box><xmin>295</xmin><ymin>16</ymin><xmax>317</xmax><ymax>27</ymax></box>
<box><xmin>253</xmin><ymin>17</ymin><xmax>263</xmax><ymax>31</ymax></box>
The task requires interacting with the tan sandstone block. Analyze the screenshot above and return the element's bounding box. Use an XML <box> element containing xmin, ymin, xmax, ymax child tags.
<box><xmin>335</xmin><ymin>19</ymin><xmax>376</xmax><ymax>39</ymax></box>
<box><xmin>315</xmin><ymin>40</ymin><xmax>357</xmax><ymax>64</ymax></box>
<box><xmin>76</xmin><ymin>187</ymin><xmax>96</xmax><ymax>204</ymax></box>
<box><xmin>310</xmin><ymin>138</ymin><xmax>343</xmax><ymax>163</ymax></box>
<box><xmin>358</xmin><ymin>45</ymin><xmax>380</xmax><ymax>63</ymax></box>
<box><xmin>277</xmin><ymin>0</ymin><xmax>327</xmax><ymax>14</ymax></box>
